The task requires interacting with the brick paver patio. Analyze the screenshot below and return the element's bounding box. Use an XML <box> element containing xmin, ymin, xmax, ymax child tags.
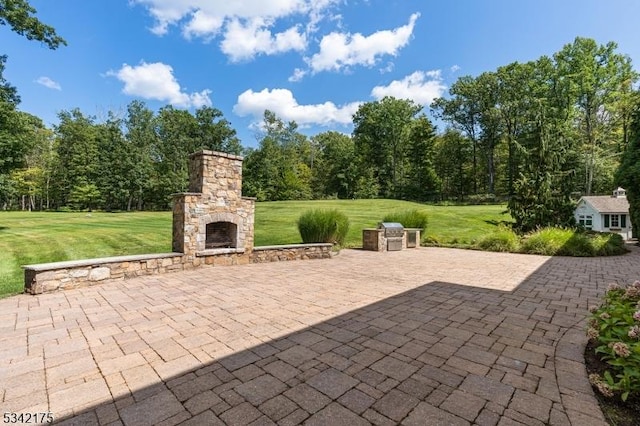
<box><xmin>2</xmin><ymin>246</ymin><xmax>640</xmax><ymax>425</ymax></box>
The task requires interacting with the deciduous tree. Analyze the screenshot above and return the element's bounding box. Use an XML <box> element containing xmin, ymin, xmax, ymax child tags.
<box><xmin>433</xmin><ymin>129</ymin><xmax>472</xmax><ymax>201</ymax></box>
<box><xmin>0</xmin><ymin>0</ymin><xmax>66</xmax><ymax>49</ymax></box>
<box><xmin>54</xmin><ymin>109</ymin><xmax>99</xmax><ymax>207</ymax></box>
<box><xmin>555</xmin><ymin>37</ymin><xmax>637</xmax><ymax>195</ymax></box>
<box><xmin>353</xmin><ymin>97</ymin><xmax>423</xmax><ymax>198</ymax></box>
<box><xmin>243</xmin><ymin>111</ymin><xmax>312</xmax><ymax>201</ymax></box>
<box><xmin>310</xmin><ymin>131</ymin><xmax>357</xmax><ymax>199</ymax></box>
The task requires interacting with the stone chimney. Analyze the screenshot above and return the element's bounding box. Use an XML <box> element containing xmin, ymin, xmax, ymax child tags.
<box><xmin>172</xmin><ymin>151</ymin><xmax>255</xmax><ymax>265</ymax></box>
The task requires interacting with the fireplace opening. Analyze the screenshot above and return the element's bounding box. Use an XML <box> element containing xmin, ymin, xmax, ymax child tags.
<box><xmin>205</xmin><ymin>222</ymin><xmax>237</xmax><ymax>249</ymax></box>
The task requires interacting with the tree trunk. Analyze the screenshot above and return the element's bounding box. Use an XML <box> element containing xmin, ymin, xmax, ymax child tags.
<box><xmin>472</xmin><ymin>141</ymin><xmax>478</xmax><ymax>194</ymax></box>
<box><xmin>487</xmin><ymin>151</ymin><xmax>495</xmax><ymax>195</ymax></box>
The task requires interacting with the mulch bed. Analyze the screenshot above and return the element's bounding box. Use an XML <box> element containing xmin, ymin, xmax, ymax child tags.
<box><xmin>584</xmin><ymin>340</ymin><xmax>640</xmax><ymax>425</ymax></box>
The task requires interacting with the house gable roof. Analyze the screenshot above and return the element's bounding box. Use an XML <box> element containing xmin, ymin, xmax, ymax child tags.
<box><xmin>580</xmin><ymin>196</ymin><xmax>630</xmax><ymax>213</ymax></box>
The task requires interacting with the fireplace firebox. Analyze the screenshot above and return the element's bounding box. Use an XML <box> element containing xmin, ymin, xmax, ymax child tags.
<box><xmin>205</xmin><ymin>222</ymin><xmax>237</xmax><ymax>249</ymax></box>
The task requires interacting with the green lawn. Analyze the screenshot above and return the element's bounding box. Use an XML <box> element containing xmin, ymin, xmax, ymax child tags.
<box><xmin>0</xmin><ymin>201</ymin><xmax>508</xmax><ymax>297</ymax></box>
<box><xmin>253</xmin><ymin>200</ymin><xmax>509</xmax><ymax>247</ymax></box>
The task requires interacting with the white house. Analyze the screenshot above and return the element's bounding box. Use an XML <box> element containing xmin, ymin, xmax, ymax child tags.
<box><xmin>574</xmin><ymin>187</ymin><xmax>632</xmax><ymax>240</ymax></box>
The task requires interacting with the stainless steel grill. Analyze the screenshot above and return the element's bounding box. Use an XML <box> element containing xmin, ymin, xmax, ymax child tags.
<box><xmin>378</xmin><ymin>222</ymin><xmax>403</xmax><ymax>237</ymax></box>
<box><xmin>378</xmin><ymin>222</ymin><xmax>404</xmax><ymax>251</ymax></box>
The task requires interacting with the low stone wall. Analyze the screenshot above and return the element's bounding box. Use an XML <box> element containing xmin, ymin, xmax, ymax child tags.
<box><xmin>251</xmin><ymin>243</ymin><xmax>333</xmax><ymax>263</ymax></box>
<box><xmin>24</xmin><ymin>253</ymin><xmax>186</xmax><ymax>295</ymax></box>
<box><xmin>23</xmin><ymin>243</ymin><xmax>333</xmax><ymax>294</ymax></box>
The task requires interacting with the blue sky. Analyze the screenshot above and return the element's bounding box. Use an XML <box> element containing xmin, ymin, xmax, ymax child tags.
<box><xmin>3</xmin><ymin>0</ymin><xmax>640</xmax><ymax>148</ymax></box>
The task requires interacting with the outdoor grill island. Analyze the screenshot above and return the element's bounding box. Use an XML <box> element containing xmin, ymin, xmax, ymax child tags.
<box><xmin>362</xmin><ymin>222</ymin><xmax>421</xmax><ymax>252</ymax></box>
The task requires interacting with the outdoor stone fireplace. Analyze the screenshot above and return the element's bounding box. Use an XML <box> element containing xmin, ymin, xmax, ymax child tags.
<box><xmin>24</xmin><ymin>150</ymin><xmax>332</xmax><ymax>294</ymax></box>
<box><xmin>172</xmin><ymin>150</ymin><xmax>255</xmax><ymax>264</ymax></box>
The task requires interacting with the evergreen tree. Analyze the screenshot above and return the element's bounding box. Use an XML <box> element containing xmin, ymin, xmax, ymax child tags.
<box><xmin>615</xmin><ymin>96</ymin><xmax>640</xmax><ymax>238</ymax></box>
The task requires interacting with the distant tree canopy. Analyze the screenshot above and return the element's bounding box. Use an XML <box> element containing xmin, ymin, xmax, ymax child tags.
<box><xmin>242</xmin><ymin>100</ymin><xmax>438</xmax><ymax>203</ymax></box>
<box><xmin>0</xmin><ymin>0</ymin><xmax>66</xmax><ymax>209</ymax></box>
<box><xmin>353</xmin><ymin>97</ymin><xmax>438</xmax><ymax>200</ymax></box>
<box><xmin>0</xmin><ymin>34</ymin><xmax>638</xmax><ymax>239</ymax></box>
<box><xmin>0</xmin><ymin>101</ymin><xmax>244</xmax><ymax>210</ymax></box>
<box><xmin>433</xmin><ymin>37</ymin><xmax>638</xmax><ymax>231</ymax></box>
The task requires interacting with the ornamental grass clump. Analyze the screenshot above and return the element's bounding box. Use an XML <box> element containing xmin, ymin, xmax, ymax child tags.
<box><xmin>520</xmin><ymin>227</ymin><xmax>574</xmax><ymax>255</ymax></box>
<box><xmin>520</xmin><ymin>227</ymin><xmax>627</xmax><ymax>257</ymax></box>
<box><xmin>382</xmin><ymin>209</ymin><xmax>428</xmax><ymax>233</ymax></box>
<box><xmin>297</xmin><ymin>209</ymin><xmax>350</xmax><ymax>246</ymax></box>
<box><xmin>476</xmin><ymin>226</ymin><xmax>519</xmax><ymax>252</ymax></box>
<box><xmin>587</xmin><ymin>280</ymin><xmax>640</xmax><ymax>401</ymax></box>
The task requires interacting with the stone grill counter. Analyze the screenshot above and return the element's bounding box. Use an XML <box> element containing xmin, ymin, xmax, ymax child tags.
<box><xmin>362</xmin><ymin>224</ymin><xmax>421</xmax><ymax>252</ymax></box>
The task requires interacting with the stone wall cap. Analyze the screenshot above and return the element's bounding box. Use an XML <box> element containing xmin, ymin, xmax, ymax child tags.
<box><xmin>23</xmin><ymin>253</ymin><xmax>183</xmax><ymax>271</ymax></box>
<box><xmin>172</xmin><ymin>192</ymin><xmax>203</xmax><ymax>197</ymax></box>
<box><xmin>253</xmin><ymin>243</ymin><xmax>333</xmax><ymax>251</ymax></box>
<box><xmin>189</xmin><ymin>150</ymin><xmax>244</xmax><ymax>161</ymax></box>
<box><xmin>196</xmin><ymin>248</ymin><xmax>246</xmax><ymax>256</ymax></box>
<box><xmin>241</xmin><ymin>196</ymin><xmax>257</xmax><ymax>201</ymax></box>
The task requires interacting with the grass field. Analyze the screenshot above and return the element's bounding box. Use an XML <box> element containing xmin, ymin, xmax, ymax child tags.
<box><xmin>0</xmin><ymin>200</ymin><xmax>508</xmax><ymax>297</ymax></box>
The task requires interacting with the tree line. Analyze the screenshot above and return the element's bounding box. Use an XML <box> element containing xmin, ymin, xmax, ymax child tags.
<box><xmin>1</xmin><ymin>17</ymin><xmax>639</xmax><ymax>232</ymax></box>
<box><xmin>0</xmin><ymin>101</ymin><xmax>243</xmax><ymax>210</ymax></box>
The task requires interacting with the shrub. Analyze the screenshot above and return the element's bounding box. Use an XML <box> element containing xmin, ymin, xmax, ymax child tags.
<box><xmin>557</xmin><ymin>232</ymin><xmax>595</xmax><ymax>257</ymax></box>
<box><xmin>467</xmin><ymin>193</ymin><xmax>498</xmax><ymax>205</ymax></box>
<box><xmin>520</xmin><ymin>227</ymin><xmax>573</xmax><ymax>255</ymax></box>
<box><xmin>520</xmin><ymin>227</ymin><xmax>628</xmax><ymax>257</ymax></box>
<box><xmin>476</xmin><ymin>226</ymin><xmax>519</xmax><ymax>252</ymax></box>
<box><xmin>587</xmin><ymin>281</ymin><xmax>640</xmax><ymax>401</ymax></box>
<box><xmin>422</xmin><ymin>235</ymin><xmax>440</xmax><ymax>246</ymax></box>
<box><xmin>382</xmin><ymin>209</ymin><xmax>428</xmax><ymax>233</ymax></box>
<box><xmin>297</xmin><ymin>209</ymin><xmax>350</xmax><ymax>246</ymax></box>
<box><xmin>589</xmin><ymin>232</ymin><xmax>628</xmax><ymax>256</ymax></box>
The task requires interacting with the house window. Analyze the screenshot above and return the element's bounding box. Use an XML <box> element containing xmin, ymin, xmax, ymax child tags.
<box><xmin>578</xmin><ymin>215</ymin><xmax>593</xmax><ymax>230</ymax></box>
<box><xmin>611</xmin><ymin>214</ymin><xmax>620</xmax><ymax>228</ymax></box>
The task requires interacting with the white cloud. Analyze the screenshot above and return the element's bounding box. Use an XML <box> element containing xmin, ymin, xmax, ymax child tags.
<box><xmin>450</xmin><ymin>64</ymin><xmax>461</xmax><ymax>73</ymax></box>
<box><xmin>35</xmin><ymin>76</ymin><xmax>61</xmax><ymax>91</ymax></box>
<box><xmin>107</xmin><ymin>61</ymin><xmax>211</xmax><ymax>108</ymax></box>
<box><xmin>221</xmin><ymin>18</ymin><xmax>307</xmax><ymax>62</ymax></box>
<box><xmin>370</xmin><ymin>70</ymin><xmax>447</xmax><ymax>106</ymax></box>
<box><xmin>234</xmin><ymin>69</ymin><xmax>444</xmax><ymax>128</ymax></box>
<box><xmin>182</xmin><ymin>10</ymin><xmax>224</xmax><ymax>40</ymax></box>
<box><xmin>308</xmin><ymin>13</ymin><xmax>419</xmax><ymax>73</ymax></box>
<box><xmin>134</xmin><ymin>0</ymin><xmax>312</xmax><ymax>35</ymax></box>
<box><xmin>379</xmin><ymin>62</ymin><xmax>395</xmax><ymax>74</ymax></box>
<box><xmin>234</xmin><ymin>88</ymin><xmax>360</xmax><ymax>126</ymax></box>
<box><xmin>288</xmin><ymin>68</ymin><xmax>307</xmax><ymax>82</ymax></box>
<box><xmin>133</xmin><ymin>0</ymin><xmax>339</xmax><ymax>60</ymax></box>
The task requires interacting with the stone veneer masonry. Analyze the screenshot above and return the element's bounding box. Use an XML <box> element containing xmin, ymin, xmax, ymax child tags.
<box><xmin>23</xmin><ymin>150</ymin><xmax>332</xmax><ymax>295</ymax></box>
<box><xmin>172</xmin><ymin>150</ymin><xmax>256</xmax><ymax>265</ymax></box>
<box><xmin>24</xmin><ymin>245</ymin><xmax>332</xmax><ymax>294</ymax></box>
<box><xmin>362</xmin><ymin>228</ymin><xmax>422</xmax><ymax>252</ymax></box>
